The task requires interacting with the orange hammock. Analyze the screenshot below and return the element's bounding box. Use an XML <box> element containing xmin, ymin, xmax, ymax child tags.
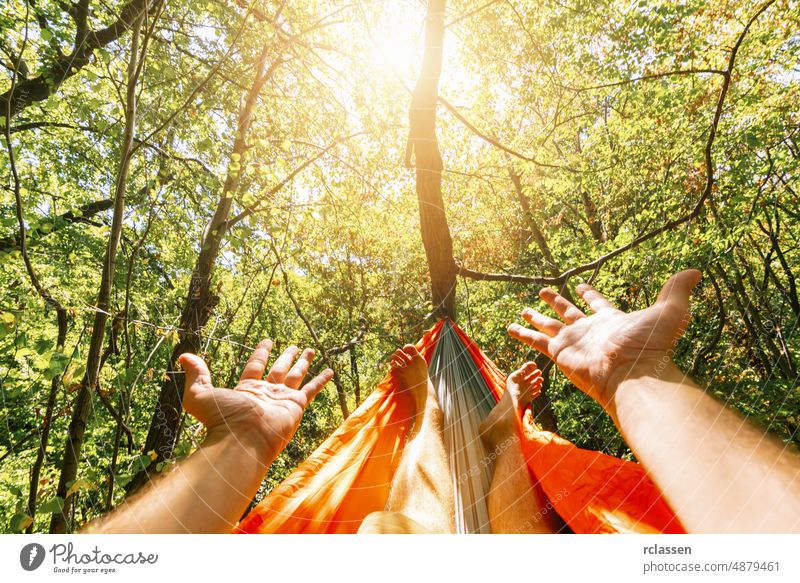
<box><xmin>235</xmin><ymin>320</ymin><xmax>685</xmax><ymax>534</ymax></box>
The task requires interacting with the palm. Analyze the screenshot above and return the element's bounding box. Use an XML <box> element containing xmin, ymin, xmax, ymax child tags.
<box><xmin>178</xmin><ymin>341</ymin><xmax>333</xmax><ymax>456</ymax></box>
<box><xmin>509</xmin><ymin>270</ymin><xmax>701</xmax><ymax>403</ymax></box>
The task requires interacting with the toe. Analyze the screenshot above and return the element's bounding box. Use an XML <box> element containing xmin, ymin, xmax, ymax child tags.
<box><xmin>402</xmin><ymin>344</ymin><xmax>420</xmax><ymax>359</ymax></box>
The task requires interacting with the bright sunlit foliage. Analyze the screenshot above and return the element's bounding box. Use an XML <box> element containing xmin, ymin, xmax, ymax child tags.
<box><xmin>1</xmin><ymin>0</ymin><xmax>798</xmax><ymax>533</ymax></box>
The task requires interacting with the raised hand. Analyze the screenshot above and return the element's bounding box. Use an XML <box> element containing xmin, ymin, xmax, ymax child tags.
<box><xmin>508</xmin><ymin>269</ymin><xmax>701</xmax><ymax>406</ymax></box>
<box><xmin>179</xmin><ymin>340</ymin><xmax>333</xmax><ymax>460</ymax></box>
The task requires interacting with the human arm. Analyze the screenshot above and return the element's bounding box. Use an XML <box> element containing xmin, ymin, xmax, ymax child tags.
<box><xmin>508</xmin><ymin>269</ymin><xmax>800</xmax><ymax>533</ymax></box>
<box><xmin>85</xmin><ymin>341</ymin><xmax>333</xmax><ymax>533</ymax></box>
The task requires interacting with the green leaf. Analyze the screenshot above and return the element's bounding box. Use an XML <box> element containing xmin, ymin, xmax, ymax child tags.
<box><xmin>10</xmin><ymin>513</ymin><xmax>33</xmax><ymax>532</ymax></box>
<box><xmin>34</xmin><ymin>337</ymin><xmax>54</xmax><ymax>355</ymax></box>
<box><xmin>241</xmin><ymin>192</ymin><xmax>256</xmax><ymax>207</ymax></box>
<box><xmin>40</xmin><ymin>29</ymin><xmax>52</xmax><ymax>41</ymax></box>
<box><xmin>38</xmin><ymin>496</ymin><xmax>64</xmax><ymax>514</ymax></box>
<box><xmin>135</xmin><ymin>452</ymin><xmax>153</xmax><ymax>469</ymax></box>
<box><xmin>14</xmin><ymin>331</ymin><xmax>28</xmax><ymax>348</ymax></box>
<box><xmin>115</xmin><ymin>474</ymin><xmax>133</xmax><ymax>488</ymax></box>
<box><xmin>15</xmin><ymin>347</ymin><xmax>33</xmax><ymax>358</ymax></box>
<box><xmin>44</xmin><ymin>352</ymin><xmax>70</xmax><ymax>380</ymax></box>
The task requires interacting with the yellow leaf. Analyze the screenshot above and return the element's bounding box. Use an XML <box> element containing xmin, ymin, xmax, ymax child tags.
<box><xmin>16</xmin><ymin>515</ymin><xmax>33</xmax><ymax>531</ymax></box>
<box><xmin>67</xmin><ymin>478</ymin><xmax>95</xmax><ymax>498</ymax></box>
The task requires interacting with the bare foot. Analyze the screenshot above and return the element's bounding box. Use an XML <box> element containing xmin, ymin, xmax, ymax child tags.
<box><xmin>391</xmin><ymin>344</ymin><xmax>434</xmax><ymax>422</ymax></box>
<box><xmin>480</xmin><ymin>362</ymin><xmax>542</xmax><ymax>446</ymax></box>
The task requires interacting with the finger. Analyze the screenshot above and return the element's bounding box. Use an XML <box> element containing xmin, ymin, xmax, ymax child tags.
<box><xmin>301</xmin><ymin>368</ymin><xmax>334</xmax><ymax>403</ymax></box>
<box><xmin>266</xmin><ymin>345</ymin><xmax>299</xmax><ymax>384</ymax></box>
<box><xmin>575</xmin><ymin>283</ymin><xmax>616</xmax><ymax>313</ymax></box>
<box><xmin>179</xmin><ymin>353</ymin><xmax>213</xmax><ymax>398</ymax></box>
<box><xmin>522</xmin><ymin>308</ymin><xmax>563</xmax><ymax>336</ymax></box>
<box><xmin>239</xmin><ymin>339</ymin><xmax>273</xmax><ymax>381</ymax></box>
<box><xmin>284</xmin><ymin>348</ymin><xmax>315</xmax><ymax>389</ymax></box>
<box><xmin>655</xmin><ymin>269</ymin><xmax>702</xmax><ymax>308</ymax></box>
<box><xmin>507</xmin><ymin>324</ymin><xmax>552</xmax><ymax>357</ymax></box>
<box><xmin>539</xmin><ymin>288</ymin><xmax>585</xmax><ymax>324</ymax></box>
<box><xmin>523</xmin><ymin>368</ymin><xmax>542</xmax><ymax>381</ymax></box>
<box><xmin>178</xmin><ymin>353</ymin><xmax>215</xmax><ymax>423</ymax></box>
<box><xmin>530</xmin><ymin>378</ymin><xmax>543</xmax><ymax>398</ymax></box>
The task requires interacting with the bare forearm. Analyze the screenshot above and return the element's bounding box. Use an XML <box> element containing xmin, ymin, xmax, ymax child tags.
<box><xmin>87</xmin><ymin>431</ymin><xmax>272</xmax><ymax>533</ymax></box>
<box><xmin>607</xmin><ymin>363</ymin><xmax>800</xmax><ymax>533</ymax></box>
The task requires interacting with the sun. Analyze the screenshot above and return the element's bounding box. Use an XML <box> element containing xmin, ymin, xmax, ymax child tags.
<box><xmin>365</xmin><ymin>0</ymin><xmax>475</xmax><ymax>91</ymax></box>
<box><xmin>366</xmin><ymin>1</ymin><xmax>424</xmax><ymax>81</ymax></box>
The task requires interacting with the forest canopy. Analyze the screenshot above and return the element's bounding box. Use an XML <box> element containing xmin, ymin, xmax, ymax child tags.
<box><xmin>1</xmin><ymin>0</ymin><xmax>798</xmax><ymax>533</ymax></box>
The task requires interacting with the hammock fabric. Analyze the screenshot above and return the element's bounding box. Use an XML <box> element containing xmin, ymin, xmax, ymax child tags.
<box><xmin>235</xmin><ymin>320</ymin><xmax>685</xmax><ymax>534</ymax></box>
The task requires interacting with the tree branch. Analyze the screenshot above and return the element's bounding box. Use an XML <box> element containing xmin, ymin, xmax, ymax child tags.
<box><xmin>270</xmin><ymin>241</ymin><xmax>350</xmax><ymax>418</ymax></box>
<box><xmin>457</xmin><ymin>0</ymin><xmax>776</xmax><ymax>287</ymax></box>
<box><xmin>327</xmin><ymin>323</ymin><xmax>367</xmax><ymax>356</ymax></box>
<box><xmin>1</xmin><ymin>0</ymin><xmax>155</xmax><ymax>118</ymax></box>
<box><xmin>456</xmin><ymin>263</ymin><xmax>563</xmax><ymax>286</ymax></box>
<box><xmin>0</xmin><ymin>199</ymin><xmax>113</xmax><ymax>251</ymax></box>
<box><xmin>438</xmin><ymin>96</ymin><xmax>578</xmax><ymax>172</ymax></box>
<box><xmin>227</xmin><ymin>133</ymin><xmax>361</xmax><ymax>227</ymax></box>
<box><xmin>563</xmin><ymin>68</ymin><xmax>727</xmax><ymax>93</ymax></box>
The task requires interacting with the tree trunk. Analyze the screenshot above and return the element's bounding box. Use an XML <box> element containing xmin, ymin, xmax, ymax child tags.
<box><xmin>50</xmin><ymin>13</ymin><xmax>146</xmax><ymax>533</ymax></box>
<box><xmin>26</xmin><ymin>311</ymin><xmax>68</xmax><ymax>532</ymax></box>
<box><xmin>508</xmin><ymin>166</ymin><xmax>565</xmax><ymax>431</ymax></box>
<box><xmin>406</xmin><ymin>0</ymin><xmax>457</xmax><ymax>320</ymax></box>
<box><xmin>126</xmin><ymin>46</ymin><xmax>277</xmax><ymax>496</ymax></box>
<box><xmin>3</xmin><ymin>18</ymin><xmax>72</xmax><ymax>532</ymax></box>
<box><xmin>580</xmin><ymin>190</ymin><xmax>606</xmax><ymax>243</ymax></box>
<box><xmin>532</xmin><ymin>356</ymin><xmax>559</xmax><ymax>432</ymax></box>
<box><xmin>508</xmin><ymin>166</ymin><xmax>558</xmax><ymax>271</ymax></box>
<box><xmin>350</xmin><ymin>346</ymin><xmax>361</xmax><ymax>407</ymax></box>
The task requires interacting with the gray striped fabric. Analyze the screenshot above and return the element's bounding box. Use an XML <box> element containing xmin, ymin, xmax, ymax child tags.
<box><xmin>428</xmin><ymin>320</ymin><xmax>497</xmax><ymax>534</ymax></box>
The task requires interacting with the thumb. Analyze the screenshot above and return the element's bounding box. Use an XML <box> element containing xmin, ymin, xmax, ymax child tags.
<box><xmin>178</xmin><ymin>352</ymin><xmax>213</xmax><ymax>404</ymax></box>
<box><xmin>655</xmin><ymin>269</ymin><xmax>702</xmax><ymax>309</ymax></box>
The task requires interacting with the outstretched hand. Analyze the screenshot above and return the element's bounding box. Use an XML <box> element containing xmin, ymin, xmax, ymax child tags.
<box><xmin>179</xmin><ymin>341</ymin><xmax>333</xmax><ymax>459</ymax></box>
<box><xmin>508</xmin><ymin>269</ymin><xmax>701</xmax><ymax>406</ymax></box>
